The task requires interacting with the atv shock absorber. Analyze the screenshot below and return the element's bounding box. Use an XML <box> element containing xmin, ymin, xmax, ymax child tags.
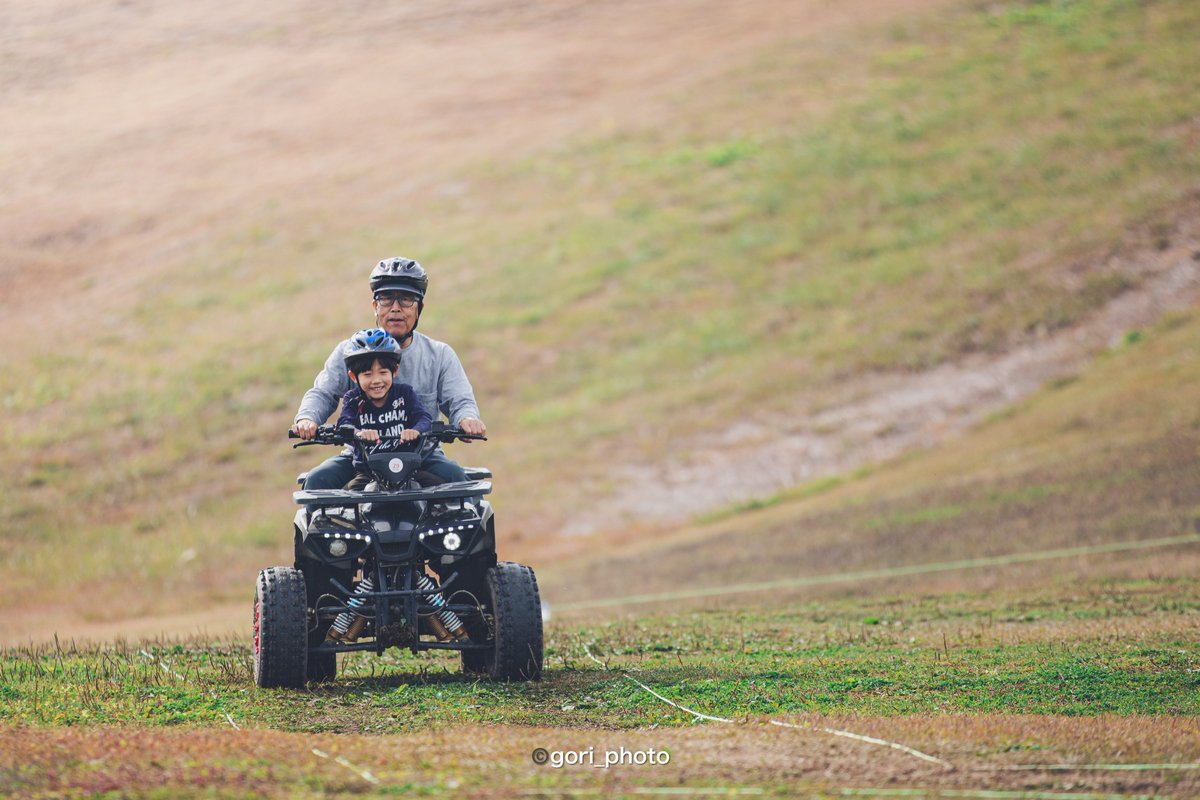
<box><xmin>325</xmin><ymin>576</ymin><xmax>374</xmax><ymax>643</ymax></box>
<box><xmin>415</xmin><ymin>573</ymin><xmax>469</xmax><ymax>642</ymax></box>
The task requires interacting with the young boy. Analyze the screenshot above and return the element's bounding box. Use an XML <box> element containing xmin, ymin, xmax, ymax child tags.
<box><xmin>335</xmin><ymin>328</ymin><xmax>433</xmax><ymax>487</ymax></box>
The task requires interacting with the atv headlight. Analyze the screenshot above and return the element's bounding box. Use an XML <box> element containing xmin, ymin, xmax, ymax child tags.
<box><xmin>317</xmin><ymin>532</ymin><xmax>371</xmax><ymax>561</ymax></box>
<box><xmin>419</xmin><ymin>522</ymin><xmax>473</xmax><ymax>552</ymax></box>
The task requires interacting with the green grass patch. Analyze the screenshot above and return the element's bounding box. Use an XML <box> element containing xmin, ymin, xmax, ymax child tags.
<box><xmin>1</xmin><ymin>578</ymin><xmax>1197</xmax><ymax>733</ymax></box>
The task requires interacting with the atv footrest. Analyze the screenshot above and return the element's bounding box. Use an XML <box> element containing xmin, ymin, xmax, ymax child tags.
<box><xmin>310</xmin><ymin>639</ymin><xmax>489</xmax><ymax>654</ymax></box>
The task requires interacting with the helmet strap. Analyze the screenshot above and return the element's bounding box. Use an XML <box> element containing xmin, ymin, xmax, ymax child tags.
<box><xmin>392</xmin><ymin>302</ymin><xmax>423</xmax><ymax>346</ymax></box>
<box><xmin>374</xmin><ymin>299</ymin><xmax>422</xmax><ymax>346</ymax></box>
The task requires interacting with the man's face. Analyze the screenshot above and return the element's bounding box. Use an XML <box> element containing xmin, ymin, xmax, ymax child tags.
<box><xmin>354</xmin><ymin>360</ymin><xmax>395</xmax><ymax>403</ymax></box>
<box><xmin>373</xmin><ymin>290</ymin><xmax>420</xmax><ymax>340</ymax></box>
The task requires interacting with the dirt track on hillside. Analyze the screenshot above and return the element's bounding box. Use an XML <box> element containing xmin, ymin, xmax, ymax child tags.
<box><xmin>573</xmin><ymin>201</ymin><xmax>1200</xmax><ymax>534</ymax></box>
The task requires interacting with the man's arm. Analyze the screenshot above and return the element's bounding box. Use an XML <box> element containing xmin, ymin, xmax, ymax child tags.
<box><xmin>436</xmin><ymin>343</ymin><xmax>486</xmax><ymax>436</ymax></box>
<box><xmin>293</xmin><ymin>341</ymin><xmax>352</xmax><ymax>437</ymax></box>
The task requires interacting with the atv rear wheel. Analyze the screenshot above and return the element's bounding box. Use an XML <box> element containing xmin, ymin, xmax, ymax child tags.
<box><xmin>253</xmin><ymin>566</ymin><xmax>309</xmax><ymax>689</ymax></box>
<box><xmin>474</xmin><ymin>561</ymin><xmax>543</xmax><ymax>681</ymax></box>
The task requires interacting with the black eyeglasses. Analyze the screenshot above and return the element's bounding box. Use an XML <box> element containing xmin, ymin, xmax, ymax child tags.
<box><xmin>374</xmin><ymin>293</ymin><xmax>419</xmax><ymax>309</ymax></box>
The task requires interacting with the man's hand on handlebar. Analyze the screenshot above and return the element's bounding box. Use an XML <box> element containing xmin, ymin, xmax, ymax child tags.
<box><xmin>458</xmin><ymin>417</ymin><xmax>487</xmax><ymax>441</ymax></box>
<box><xmin>292</xmin><ymin>419</ymin><xmax>318</xmax><ymax>440</ymax></box>
<box><xmin>288</xmin><ymin>423</ymin><xmax>352</xmax><ymax>445</ymax></box>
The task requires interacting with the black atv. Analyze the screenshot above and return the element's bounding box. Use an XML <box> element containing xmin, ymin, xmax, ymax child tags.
<box><xmin>253</xmin><ymin>423</ymin><xmax>543</xmax><ymax>688</ymax></box>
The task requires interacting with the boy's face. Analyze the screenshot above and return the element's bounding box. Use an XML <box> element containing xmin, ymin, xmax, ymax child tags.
<box><xmin>353</xmin><ymin>359</ymin><xmax>395</xmax><ymax>403</ymax></box>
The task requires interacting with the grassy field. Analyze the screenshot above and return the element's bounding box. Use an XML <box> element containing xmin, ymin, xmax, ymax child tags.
<box><xmin>2</xmin><ymin>0</ymin><xmax>1200</xmax><ymax>795</ymax></box>
<box><xmin>2</xmin><ymin>577</ymin><xmax>1198</xmax><ymax>796</ymax></box>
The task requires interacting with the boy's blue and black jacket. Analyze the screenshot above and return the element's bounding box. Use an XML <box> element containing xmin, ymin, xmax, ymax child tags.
<box><xmin>336</xmin><ymin>383</ymin><xmax>433</xmax><ymax>472</ymax></box>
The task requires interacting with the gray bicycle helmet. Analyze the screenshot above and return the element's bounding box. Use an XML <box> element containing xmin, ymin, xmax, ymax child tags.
<box><xmin>369</xmin><ymin>257</ymin><xmax>428</xmax><ymax>299</ymax></box>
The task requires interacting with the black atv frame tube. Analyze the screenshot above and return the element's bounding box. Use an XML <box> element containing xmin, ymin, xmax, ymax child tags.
<box><xmin>310</xmin><ymin>639</ymin><xmax>489</xmax><ymax>654</ymax></box>
<box><xmin>326</xmin><ymin>568</ymin><xmax>461</xmax><ymax>602</ymax></box>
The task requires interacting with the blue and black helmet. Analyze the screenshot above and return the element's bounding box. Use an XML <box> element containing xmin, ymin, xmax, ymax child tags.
<box><xmin>344</xmin><ymin>327</ymin><xmax>402</xmax><ymax>375</ymax></box>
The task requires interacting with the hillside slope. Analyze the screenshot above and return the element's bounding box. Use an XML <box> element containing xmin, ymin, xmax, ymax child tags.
<box><xmin>1</xmin><ymin>0</ymin><xmax>1198</xmax><ymax>642</ymax></box>
<box><xmin>542</xmin><ymin>294</ymin><xmax>1200</xmax><ymax>612</ymax></box>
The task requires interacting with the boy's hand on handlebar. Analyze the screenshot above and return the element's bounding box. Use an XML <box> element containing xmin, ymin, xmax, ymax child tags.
<box><xmin>399</xmin><ymin>429</ymin><xmax>420</xmax><ymax>443</ymax></box>
<box><xmin>355</xmin><ymin>429</ymin><xmax>380</xmax><ymax>443</ymax></box>
<box><xmin>292</xmin><ymin>419</ymin><xmax>318</xmax><ymax>440</ymax></box>
<box><xmin>459</xmin><ymin>417</ymin><xmax>487</xmax><ymax>440</ymax></box>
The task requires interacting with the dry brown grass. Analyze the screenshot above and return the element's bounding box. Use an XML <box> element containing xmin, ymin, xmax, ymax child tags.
<box><xmin>4</xmin><ymin>716</ymin><xmax>1199</xmax><ymax>797</ymax></box>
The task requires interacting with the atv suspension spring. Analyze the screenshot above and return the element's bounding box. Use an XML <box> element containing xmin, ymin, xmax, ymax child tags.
<box><xmin>415</xmin><ymin>573</ymin><xmax>468</xmax><ymax>641</ymax></box>
<box><xmin>327</xmin><ymin>576</ymin><xmax>374</xmax><ymax>641</ymax></box>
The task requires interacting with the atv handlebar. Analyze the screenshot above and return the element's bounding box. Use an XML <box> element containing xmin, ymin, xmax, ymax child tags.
<box><xmin>289</xmin><ymin>423</ymin><xmax>486</xmax><ymax>449</ymax></box>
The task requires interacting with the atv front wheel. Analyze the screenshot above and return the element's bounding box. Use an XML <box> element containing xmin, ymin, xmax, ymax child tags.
<box><xmin>479</xmin><ymin>561</ymin><xmax>544</xmax><ymax>681</ymax></box>
<box><xmin>253</xmin><ymin>566</ymin><xmax>309</xmax><ymax>689</ymax></box>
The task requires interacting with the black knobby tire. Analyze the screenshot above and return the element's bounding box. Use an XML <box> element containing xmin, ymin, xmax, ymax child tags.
<box><xmin>253</xmin><ymin>566</ymin><xmax>309</xmax><ymax>689</ymax></box>
<box><xmin>484</xmin><ymin>561</ymin><xmax>544</xmax><ymax>681</ymax></box>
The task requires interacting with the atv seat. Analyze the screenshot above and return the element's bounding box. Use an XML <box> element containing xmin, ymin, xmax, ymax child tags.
<box><xmin>463</xmin><ymin>467</ymin><xmax>491</xmax><ymax>481</ymax></box>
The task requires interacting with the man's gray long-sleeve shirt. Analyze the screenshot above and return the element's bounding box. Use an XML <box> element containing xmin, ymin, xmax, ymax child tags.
<box><xmin>295</xmin><ymin>331</ymin><xmax>482</xmax><ymax>429</ymax></box>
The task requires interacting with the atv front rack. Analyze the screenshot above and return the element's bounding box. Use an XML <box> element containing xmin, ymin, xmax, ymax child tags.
<box><xmin>294</xmin><ymin>479</ymin><xmax>491</xmax><ymax>507</ymax></box>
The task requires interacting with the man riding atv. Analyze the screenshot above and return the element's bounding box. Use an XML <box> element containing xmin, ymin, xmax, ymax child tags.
<box><xmin>291</xmin><ymin>257</ymin><xmax>486</xmax><ymax>491</ymax></box>
<box><xmin>254</xmin><ymin>256</ymin><xmax>542</xmax><ymax>688</ymax></box>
